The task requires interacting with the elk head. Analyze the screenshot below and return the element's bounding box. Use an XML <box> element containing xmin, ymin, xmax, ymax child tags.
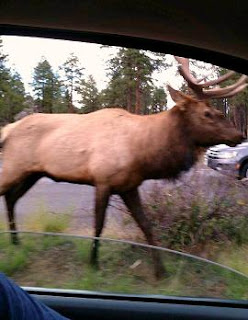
<box><xmin>169</xmin><ymin>57</ymin><xmax>247</xmax><ymax>147</ymax></box>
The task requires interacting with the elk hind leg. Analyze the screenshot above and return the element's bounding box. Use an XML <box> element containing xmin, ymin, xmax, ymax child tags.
<box><xmin>5</xmin><ymin>174</ymin><xmax>42</xmax><ymax>245</ymax></box>
<box><xmin>120</xmin><ymin>188</ymin><xmax>166</xmax><ymax>279</ymax></box>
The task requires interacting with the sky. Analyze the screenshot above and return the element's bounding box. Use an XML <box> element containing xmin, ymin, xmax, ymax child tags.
<box><xmin>1</xmin><ymin>36</ymin><xmax>222</xmax><ymax>110</ymax></box>
<box><xmin>1</xmin><ymin>35</ymin><xmax>183</xmax><ymax>108</ymax></box>
<box><xmin>2</xmin><ymin>36</ymin><xmax>115</xmax><ymax>91</ymax></box>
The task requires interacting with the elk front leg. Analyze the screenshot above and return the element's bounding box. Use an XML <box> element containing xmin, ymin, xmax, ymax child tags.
<box><xmin>90</xmin><ymin>185</ymin><xmax>110</xmax><ymax>268</ymax></box>
<box><xmin>120</xmin><ymin>188</ymin><xmax>166</xmax><ymax>279</ymax></box>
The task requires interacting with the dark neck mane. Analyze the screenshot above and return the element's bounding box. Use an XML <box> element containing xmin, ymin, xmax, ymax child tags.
<box><xmin>142</xmin><ymin>109</ymin><xmax>201</xmax><ymax>180</ymax></box>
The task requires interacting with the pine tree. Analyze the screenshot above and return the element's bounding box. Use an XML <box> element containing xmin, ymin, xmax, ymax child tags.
<box><xmin>79</xmin><ymin>75</ymin><xmax>100</xmax><ymax>114</ymax></box>
<box><xmin>32</xmin><ymin>58</ymin><xmax>64</xmax><ymax>113</ymax></box>
<box><xmin>178</xmin><ymin>59</ymin><xmax>248</xmax><ymax>137</ymax></box>
<box><xmin>102</xmin><ymin>48</ymin><xmax>168</xmax><ymax>114</ymax></box>
<box><xmin>0</xmin><ymin>38</ymin><xmax>26</xmax><ymax>123</ymax></box>
<box><xmin>150</xmin><ymin>87</ymin><xmax>167</xmax><ymax>114</ymax></box>
<box><xmin>211</xmin><ymin>66</ymin><xmax>248</xmax><ymax>137</ymax></box>
<box><xmin>59</xmin><ymin>53</ymin><xmax>84</xmax><ymax>113</ymax></box>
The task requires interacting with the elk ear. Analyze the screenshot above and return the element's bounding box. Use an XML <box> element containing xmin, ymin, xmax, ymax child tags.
<box><xmin>167</xmin><ymin>85</ymin><xmax>187</xmax><ymax>103</ymax></box>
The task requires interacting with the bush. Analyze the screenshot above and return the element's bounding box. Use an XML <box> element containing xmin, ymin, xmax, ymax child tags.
<box><xmin>144</xmin><ymin>170</ymin><xmax>248</xmax><ymax>250</ymax></box>
<box><xmin>24</xmin><ymin>201</ymin><xmax>71</xmax><ymax>233</ymax></box>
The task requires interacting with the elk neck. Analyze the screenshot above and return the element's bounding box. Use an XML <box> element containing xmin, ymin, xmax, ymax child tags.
<box><xmin>140</xmin><ymin>107</ymin><xmax>199</xmax><ymax>180</ymax></box>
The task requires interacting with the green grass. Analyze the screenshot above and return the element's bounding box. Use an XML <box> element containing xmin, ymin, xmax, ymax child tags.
<box><xmin>218</xmin><ymin>245</ymin><xmax>248</xmax><ymax>275</ymax></box>
<box><xmin>1</xmin><ymin>233</ymin><xmax>248</xmax><ymax>300</ymax></box>
<box><xmin>0</xmin><ymin>204</ymin><xmax>72</xmax><ymax>276</ymax></box>
<box><xmin>0</xmin><ymin>248</ymin><xmax>28</xmax><ymax>274</ymax></box>
<box><xmin>0</xmin><ymin>236</ymin><xmax>37</xmax><ymax>274</ymax></box>
<box><xmin>23</xmin><ymin>200</ymin><xmax>72</xmax><ymax>233</ymax></box>
<box><xmin>216</xmin><ymin>245</ymin><xmax>248</xmax><ymax>300</ymax></box>
<box><xmin>0</xmin><ymin>213</ymin><xmax>6</xmax><ymax>231</ymax></box>
<box><xmin>0</xmin><ymin>214</ymin><xmax>247</xmax><ymax>298</ymax></box>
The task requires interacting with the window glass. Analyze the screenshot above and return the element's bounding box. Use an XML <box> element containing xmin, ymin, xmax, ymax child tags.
<box><xmin>0</xmin><ymin>35</ymin><xmax>247</xmax><ymax>300</ymax></box>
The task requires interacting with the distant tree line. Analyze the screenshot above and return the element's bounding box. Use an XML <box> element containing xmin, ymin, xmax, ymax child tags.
<box><xmin>1</xmin><ymin>37</ymin><xmax>247</xmax><ymax>137</ymax></box>
<box><xmin>178</xmin><ymin>60</ymin><xmax>248</xmax><ymax>138</ymax></box>
<box><xmin>211</xmin><ymin>67</ymin><xmax>248</xmax><ymax>138</ymax></box>
<box><xmin>0</xmin><ymin>39</ymin><xmax>169</xmax><ymax>125</ymax></box>
<box><xmin>0</xmin><ymin>39</ymin><xmax>26</xmax><ymax>124</ymax></box>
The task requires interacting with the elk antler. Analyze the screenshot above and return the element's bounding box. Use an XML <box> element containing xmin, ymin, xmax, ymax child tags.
<box><xmin>175</xmin><ymin>56</ymin><xmax>248</xmax><ymax>99</ymax></box>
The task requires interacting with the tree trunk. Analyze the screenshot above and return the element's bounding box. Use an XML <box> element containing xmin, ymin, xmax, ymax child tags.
<box><xmin>42</xmin><ymin>83</ymin><xmax>45</xmax><ymax>113</ymax></box>
<box><xmin>127</xmin><ymin>87</ymin><xmax>132</xmax><ymax>112</ymax></box>
<box><xmin>135</xmin><ymin>70</ymin><xmax>142</xmax><ymax>114</ymax></box>
<box><xmin>68</xmin><ymin>79</ymin><xmax>75</xmax><ymax>113</ymax></box>
<box><xmin>233</xmin><ymin>103</ymin><xmax>247</xmax><ymax>138</ymax></box>
<box><xmin>68</xmin><ymin>96</ymin><xmax>76</xmax><ymax>113</ymax></box>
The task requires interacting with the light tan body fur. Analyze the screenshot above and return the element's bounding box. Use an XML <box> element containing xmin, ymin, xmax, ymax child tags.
<box><xmin>0</xmin><ymin>89</ymin><xmax>244</xmax><ymax>279</ymax></box>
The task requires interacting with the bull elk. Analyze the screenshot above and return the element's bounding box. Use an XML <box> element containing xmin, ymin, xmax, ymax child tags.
<box><xmin>0</xmin><ymin>57</ymin><xmax>246</xmax><ymax>278</ymax></box>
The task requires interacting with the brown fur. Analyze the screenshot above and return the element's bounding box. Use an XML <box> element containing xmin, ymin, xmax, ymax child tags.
<box><xmin>0</xmin><ymin>88</ymin><xmax>243</xmax><ymax>278</ymax></box>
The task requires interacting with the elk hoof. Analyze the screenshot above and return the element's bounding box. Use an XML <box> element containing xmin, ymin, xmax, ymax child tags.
<box><xmin>90</xmin><ymin>253</ymin><xmax>99</xmax><ymax>269</ymax></box>
<box><xmin>11</xmin><ymin>234</ymin><xmax>20</xmax><ymax>245</ymax></box>
<box><xmin>90</xmin><ymin>259</ymin><xmax>100</xmax><ymax>270</ymax></box>
<box><xmin>155</xmin><ymin>265</ymin><xmax>167</xmax><ymax>280</ymax></box>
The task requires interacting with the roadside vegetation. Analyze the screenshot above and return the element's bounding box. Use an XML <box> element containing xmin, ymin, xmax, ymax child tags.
<box><xmin>1</xmin><ymin>167</ymin><xmax>248</xmax><ymax>300</ymax></box>
<box><xmin>1</xmin><ymin>232</ymin><xmax>248</xmax><ymax>300</ymax></box>
<box><xmin>146</xmin><ymin>169</ymin><xmax>248</xmax><ymax>251</ymax></box>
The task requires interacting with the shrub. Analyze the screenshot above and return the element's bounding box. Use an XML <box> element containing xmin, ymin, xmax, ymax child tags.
<box><xmin>144</xmin><ymin>169</ymin><xmax>248</xmax><ymax>250</ymax></box>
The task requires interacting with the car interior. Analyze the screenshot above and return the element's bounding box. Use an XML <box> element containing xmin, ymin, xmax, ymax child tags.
<box><xmin>1</xmin><ymin>1</ymin><xmax>248</xmax><ymax>319</ymax></box>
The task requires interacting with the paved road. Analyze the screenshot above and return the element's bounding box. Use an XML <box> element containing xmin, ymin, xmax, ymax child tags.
<box><xmin>0</xmin><ymin>177</ymin><xmax>168</xmax><ymax>235</ymax></box>
<box><xmin>0</xmin><ymin>166</ymin><xmax>222</xmax><ymax>237</ymax></box>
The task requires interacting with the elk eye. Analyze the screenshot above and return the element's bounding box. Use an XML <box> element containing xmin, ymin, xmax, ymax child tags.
<box><xmin>204</xmin><ymin>110</ymin><xmax>212</xmax><ymax>118</ymax></box>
